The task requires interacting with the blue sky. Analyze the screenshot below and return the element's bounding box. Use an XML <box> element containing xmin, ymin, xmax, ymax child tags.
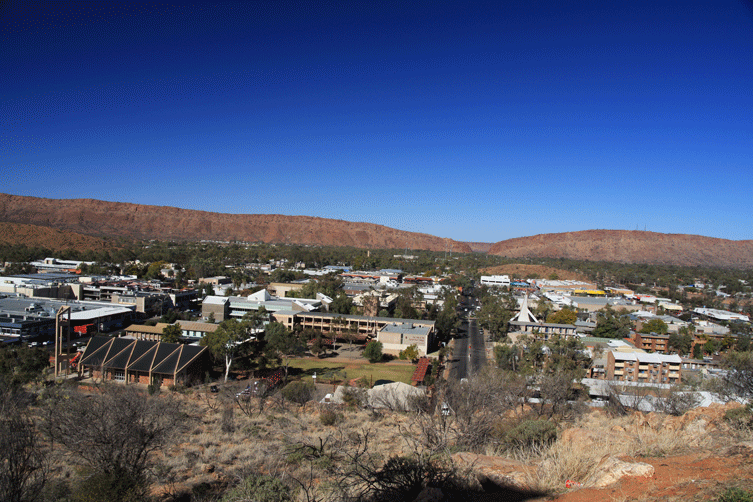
<box><xmin>2</xmin><ymin>0</ymin><xmax>752</xmax><ymax>242</ymax></box>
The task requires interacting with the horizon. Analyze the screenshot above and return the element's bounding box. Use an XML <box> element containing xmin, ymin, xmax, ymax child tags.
<box><xmin>3</xmin><ymin>1</ymin><xmax>752</xmax><ymax>242</ymax></box>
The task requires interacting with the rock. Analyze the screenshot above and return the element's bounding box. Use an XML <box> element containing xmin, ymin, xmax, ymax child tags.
<box><xmin>201</xmin><ymin>463</ymin><xmax>215</xmax><ymax>473</ymax></box>
<box><xmin>451</xmin><ymin>452</ymin><xmax>535</xmax><ymax>491</ymax></box>
<box><xmin>590</xmin><ymin>456</ymin><xmax>654</xmax><ymax>488</ymax></box>
<box><xmin>413</xmin><ymin>487</ymin><xmax>443</xmax><ymax>502</ymax></box>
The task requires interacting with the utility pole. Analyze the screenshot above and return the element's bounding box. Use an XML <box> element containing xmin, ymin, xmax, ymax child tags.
<box><xmin>54</xmin><ymin>306</ymin><xmax>71</xmax><ymax>379</ymax></box>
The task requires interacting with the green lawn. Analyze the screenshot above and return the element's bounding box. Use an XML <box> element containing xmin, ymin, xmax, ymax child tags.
<box><xmin>286</xmin><ymin>358</ymin><xmax>415</xmax><ymax>385</ymax></box>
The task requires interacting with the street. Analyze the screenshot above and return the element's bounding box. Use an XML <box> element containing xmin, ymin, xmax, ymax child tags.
<box><xmin>449</xmin><ymin>294</ymin><xmax>486</xmax><ymax>380</ymax></box>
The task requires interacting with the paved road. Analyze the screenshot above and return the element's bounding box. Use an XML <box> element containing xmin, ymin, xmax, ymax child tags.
<box><xmin>449</xmin><ymin>295</ymin><xmax>486</xmax><ymax>380</ymax></box>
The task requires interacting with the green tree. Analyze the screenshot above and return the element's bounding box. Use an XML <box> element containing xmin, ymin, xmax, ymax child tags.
<box><xmin>264</xmin><ymin>322</ymin><xmax>305</xmax><ymax>380</ymax></box>
<box><xmin>161</xmin><ymin>323</ymin><xmax>183</xmax><ymax>343</ymax></box>
<box><xmin>0</xmin><ymin>346</ymin><xmax>49</xmax><ymax>387</ymax></box>
<box><xmin>363</xmin><ymin>340</ymin><xmax>383</xmax><ymax>363</ymax></box>
<box><xmin>593</xmin><ymin>306</ymin><xmax>633</xmax><ymax>339</ymax></box>
<box><xmin>640</xmin><ymin>318</ymin><xmax>668</xmax><ymax>334</ymax></box>
<box><xmin>477</xmin><ymin>295</ymin><xmax>514</xmax><ymax>341</ymax></box>
<box><xmin>201</xmin><ymin>318</ymin><xmax>253</xmax><ymax>382</ymax></box>
<box><xmin>398</xmin><ymin>344</ymin><xmax>419</xmax><ymax>362</ymax></box>
<box><xmin>668</xmin><ymin>332</ymin><xmax>693</xmax><ymax>355</ymax></box>
<box><xmin>546</xmin><ymin>308</ymin><xmax>578</xmax><ymax>325</ymax></box>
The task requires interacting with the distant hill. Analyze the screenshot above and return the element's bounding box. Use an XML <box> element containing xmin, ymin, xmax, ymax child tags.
<box><xmin>488</xmin><ymin>229</ymin><xmax>753</xmax><ymax>269</ymax></box>
<box><xmin>0</xmin><ymin>194</ymin><xmax>471</xmax><ymax>253</ymax></box>
<box><xmin>464</xmin><ymin>242</ymin><xmax>493</xmax><ymax>253</ymax></box>
<box><xmin>0</xmin><ymin>222</ymin><xmax>113</xmax><ymax>252</ymax></box>
<box><xmin>3</xmin><ymin>195</ymin><xmax>750</xmax><ymax>268</ymax></box>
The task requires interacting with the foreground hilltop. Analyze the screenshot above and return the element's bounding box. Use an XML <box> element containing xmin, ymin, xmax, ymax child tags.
<box><xmin>0</xmin><ymin>194</ymin><xmax>471</xmax><ymax>253</ymax></box>
<box><xmin>488</xmin><ymin>229</ymin><xmax>753</xmax><ymax>268</ymax></box>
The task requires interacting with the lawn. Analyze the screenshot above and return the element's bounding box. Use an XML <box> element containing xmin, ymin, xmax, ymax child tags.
<box><xmin>286</xmin><ymin>358</ymin><xmax>415</xmax><ymax>385</ymax></box>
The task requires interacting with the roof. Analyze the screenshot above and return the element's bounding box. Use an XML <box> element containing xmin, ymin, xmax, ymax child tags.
<box><xmin>380</xmin><ymin>323</ymin><xmax>431</xmax><ymax>336</ymax></box>
<box><xmin>611</xmin><ymin>350</ymin><xmax>681</xmax><ymax>364</ymax></box>
<box><xmin>202</xmin><ymin>296</ymin><xmax>229</xmax><ymax>305</ymax></box>
<box><xmin>80</xmin><ymin>336</ymin><xmax>208</xmax><ymax>376</ymax></box>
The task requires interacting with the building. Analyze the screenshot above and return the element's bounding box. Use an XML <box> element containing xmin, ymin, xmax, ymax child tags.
<box><xmin>480</xmin><ymin>275</ymin><xmax>510</xmax><ymax>288</ymax></box>
<box><xmin>693</xmin><ymin>307</ymin><xmax>749</xmax><ymax>323</ymax></box>
<box><xmin>0</xmin><ymin>296</ymin><xmax>136</xmax><ymax>341</ymax></box>
<box><xmin>606</xmin><ymin>351</ymin><xmax>682</xmax><ymax>384</ymax></box>
<box><xmin>124</xmin><ymin>321</ymin><xmax>219</xmax><ymax>342</ymax></box>
<box><xmin>201</xmin><ymin>291</ymin><xmax>323</xmax><ymax>322</ymax></box>
<box><xmin>377</xmin><ymin>322</ymin><xmax>436</xmax><ymax>356</ymax></box>
<box><xmin>78</xmin><ymin>336</ymin><xmax>210</xmax><ymax>387</ymax></box>
<box><xmin>629</xmin><ymin>332</ymin><xmax>670</xmax><ymax>353</ymax></box>
<box><xmin>507</xmin><ymin>294</ymin><xmax>577</xmax><ymax>340</ymax></box>
<box><xmin>271</xmin><ymin>310</ymin><xmax>435</xmax><ymax>344</ymax></box>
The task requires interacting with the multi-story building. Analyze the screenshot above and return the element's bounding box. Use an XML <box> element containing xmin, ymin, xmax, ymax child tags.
<box><xmin>606</xmin><ymin>351</ymin><xmax>682</xmax><ymax>384</ymax></box>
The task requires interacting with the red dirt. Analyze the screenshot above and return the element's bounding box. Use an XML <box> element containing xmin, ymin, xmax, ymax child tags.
<box><xmin>539</xmin><ymin>452</ymin><xmax>753</xmax><ymax>502</ymax></box>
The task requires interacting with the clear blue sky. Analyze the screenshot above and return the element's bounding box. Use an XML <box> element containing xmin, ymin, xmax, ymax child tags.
<box><xmin>3</xmin><ymin>0</ymin><xmax>752</xmax><ymax>242</ymax></box>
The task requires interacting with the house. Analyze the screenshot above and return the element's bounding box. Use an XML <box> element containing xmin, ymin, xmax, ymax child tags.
<box><xmin>78</xmin><ymin>336</ymin><xmax>209</xmax><ymax>387</ymax></box>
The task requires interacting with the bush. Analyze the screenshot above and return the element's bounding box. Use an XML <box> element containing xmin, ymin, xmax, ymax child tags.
<box><xmin>502</xmin><ymin>419</ymin><xmax>558</xmax><ymax>449</ymax></box>
<box><xmin>364</xmin><ymin>340</ymin><xmax>383</xmax><ymax>363</ymax></box>
<box><xmin>719</xmin><ymin>487</ymin><xmax>753</xmax><ymax>502</ymax></box>
<box><xmin>221</xmin><ymin>473</ymin><xmax>293</xmax><ymax>502</ymax></box>
<box><xmin>725</xmin><ymin>405</ymin><xmax>753</xmax><ymax>431</ymax></box>
<box><xmin>281</xmin><ymin>380</ymin><xmax>314</xmax><ymax>405</ymax></box>
<box><xmin>341</xmin><ymin>385</ymin><xmax>367</xmax><ymax>409</ymax></box>
<box><xmin>398</xmin><ymin>344</ymin><xmax>419</xmax><ymax>361</ymax></box>
<box><xmin>319</xmin><ymin>409</ymin><xmax>343</xmax><ymax>426</ymax></box>
<box><xmin>71</xmin><ymin>468</ymin><xmax>147</xmax><ymax>502</ymax></box>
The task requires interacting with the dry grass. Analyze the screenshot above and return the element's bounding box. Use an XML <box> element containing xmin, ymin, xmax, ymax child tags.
<box><xmin>520</xmin><ymin>409</ymin><xmax>729</xmax><ymax>493</ymax></box>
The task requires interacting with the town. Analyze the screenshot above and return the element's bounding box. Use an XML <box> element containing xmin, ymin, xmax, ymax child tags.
<box><xmin>2</xmin><ymin>243</ymin><xmax>752</xmax><ymax>501</ymax></box>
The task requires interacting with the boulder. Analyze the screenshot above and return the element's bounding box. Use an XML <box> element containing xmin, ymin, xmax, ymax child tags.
<box><xmin>590</xmin><ymin>456</ymin><xmax>654</xmax><ymax>488</ymax></box>
<box><xmin>451</xmin><ymin>452</ymin><xmax>535</xmax><ymax>491</ymax></box>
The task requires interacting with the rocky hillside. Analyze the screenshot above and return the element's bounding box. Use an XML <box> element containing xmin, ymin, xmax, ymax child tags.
<box><xmin>0</xmin><ymin>222</ymin><xmax>113</xmax><ymax>251</ymax></box>
<box><xmin>0</xmin><ymin>194</ymin><xmax>471</xmax><ymax>253</ymax></box>
<box><xmin>488</xmin><ymin>229</ymin><xmax>753</xmax><ymax>268</ymax></box>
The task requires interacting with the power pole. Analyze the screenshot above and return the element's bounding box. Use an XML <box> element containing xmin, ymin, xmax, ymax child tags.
<box><xmin>54</xmin><ymin>306</ymin><xmax>71</xmax><ymax>379</ymax></box>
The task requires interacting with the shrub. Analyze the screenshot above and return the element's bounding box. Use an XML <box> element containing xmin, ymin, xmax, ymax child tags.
<box><xmin>281</xmin><ymin>380</ymin><xmax>314</xmax><ymax>405</ymax></box>
<box><xmin>503</xmin><ymin>419</ymin><xmax>558</xmax><ymax>449</ymax></box>
<box><xmin>725</xmin><ymin>404</ymin><xmax>753</xmax><ymax>431</ymax></box>
<box><xmin>398</xmin><ymin>344</ymin><xmax>419</xmax><ymax>361</ymax></box>
<box><xmin>355</xmin><ymin>376</ymin><xmax>370</xmax><ymax>388</ymax></box>
<box><xmin>719</xmin><ymin>487</ymin><xmax>753</xmax><ymax>502</ymax></box>
<box><xmin>364</xmin><ymin>340</ymin><xmax>383</xmax><ymax>363</ymax></box>
<box><xmin>319</xmin><ymin>409</ymin><xmax>342</xmax><ymax>426</ymax></box>
<box><xmin>221</xmin><ymin>473</ymin><xmax>292</xmax><ymax>502</ymax></box>
<box><xmin>341</xmin><ymin>385</ymin><xmax>367</xmax><ymax>409</ymax></box>
<box><xmin>71</xmin><ymin>468</ymin><xmax>147</xmax><ymax>502</ymax></box>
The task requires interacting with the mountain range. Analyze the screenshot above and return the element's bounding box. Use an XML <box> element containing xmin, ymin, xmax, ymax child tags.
<box><xmin>2</xmin><ymin>194</ymin><xmax>751</xmax><ymax>268</ymax></box>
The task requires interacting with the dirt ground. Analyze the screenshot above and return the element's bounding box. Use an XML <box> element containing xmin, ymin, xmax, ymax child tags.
<box><xmin>537</xmin><ymin>451</ymin><xmax>753</xmax><ymax>502</ymax></box>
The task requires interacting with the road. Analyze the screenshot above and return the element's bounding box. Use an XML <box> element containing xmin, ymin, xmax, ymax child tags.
<box><xmin>449</xmin><ymin>295</ymin><xmax>486</xmax><ymax>380</ymax></box>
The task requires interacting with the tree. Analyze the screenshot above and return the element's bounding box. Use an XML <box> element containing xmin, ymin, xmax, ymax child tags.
<box><xmin>593</xmin><ymin>306</ymin><xmax>633</xmax><ymax>339</ymax></box>
<box><xmin>264</xmin><ymin>322</ymin><xmax>305</xmax><ymax>380</ymax></box>
<box><xmin>714</xmin><ymin>350</ymin><xmax>753</xmax><ymax>401</ymax></box>
<box><xmin>398</xmin><ymin>344</ymin><xmax>419</xmax><ymax>362</ymax></box>
<box><xmin>668</xmin><ymin>332</ymin><xmax>693</xmax><ymax>355</ymax></box>
<box><xmin>42</xmin><ymin>385</ymin><xmax>184</xmax><ymax>500</ymax></box>
<box><xmin>201</xmin><ymin>318</ymin><xmax>250</xmax><ymax>382</ymax></box>
<box><xmin>0</xmin><ymin>386</ymin><xmax>47</xmax><ymax>502</ymax></box>
<box><xmin>546</xmin><ymin>308</ymin><xmax>578</xmax><ymax>325</ymax></box>
<box><xmin>364</xmin><ymin>340</ymin><xmax>383</xmax><ymax>363</ymax></box>
<box><xmin>161</xmin><ymin>323</ymin><xmax>183</xmax><ymax>344</ymax></box>
<box><xmin>640</xmin><ymin>318</ymin><xmax>668</xmax><ymax>334</ymax></box>
<box><xmin>0</xmin><ymin>346</ymin><xmax>49</xmax><ymax>387</ymax></box>
<box><xmin>477</xmin><ymin>295</ymin><xmax>513</xmax><ymax>341</ymax></box>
